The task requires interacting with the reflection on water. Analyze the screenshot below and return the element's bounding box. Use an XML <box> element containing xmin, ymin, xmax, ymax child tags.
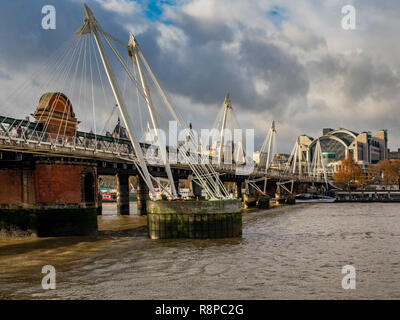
<box><xmin>1</xmin><ymin>202</ymin><xmax>399</xmax><ymax>299</ymax></box>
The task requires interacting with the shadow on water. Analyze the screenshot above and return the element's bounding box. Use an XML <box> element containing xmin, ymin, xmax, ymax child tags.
<box><xmin>0</xmin><ymin>204</ymin><xmax>149</xmax><ymax>278</ymax></box>
<box><xmin>0</xmin><ymin>223</ymin><xmax>148</xmax><ymax>258</ymax></box>
<box><xmin>0</xmin><ymin>202</ymin><xmax>304</xmax><ymax>264</ymax></box>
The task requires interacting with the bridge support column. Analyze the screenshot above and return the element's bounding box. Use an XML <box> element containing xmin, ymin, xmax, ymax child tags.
<box><xmin>174</xmin><ymin>178</ymin><xmax>180</xmax><ymax>197</ymax></box>
<box><xmin>234</xmin><ymin>181</ymin><xmax>242</xmax><ymax>199</ymax></box>
<box><xmin>147</xmin><ymin>199</ymin><xmax>242</xmax><ymax>239</ymax></box>
<box><xmin>192</xmin><ymin>180</ymin><xmax>202</xmax><ymax>199</ymax></box>
<box><xmin>245</xmin><ymin>180</ymin><xmax>254</xmax><ymax>195</ymax></box>
<box><xmin>116</xmin><ymin>174</ymin><xmax>130</xmax><ymax>215</ymax></box>
<box><xmin>97</xmin><ymin>193</ymin><xmax>102</xmax><ymax>216</ymax></box>
<box><xmin>137</xmin><ymin>175</ymin><xmax>149</xmax><ymax>215</ymax></box>
<box><xmin>97</xmin><ymin>177</ymin><xmax>102</xmax><ymax>215</ymax></box>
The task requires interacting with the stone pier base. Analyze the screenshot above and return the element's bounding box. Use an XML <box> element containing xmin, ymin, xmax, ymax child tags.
<box><xmin>0</xmin><ymin>206</ymin><xmax>98</xmax><ymax>237</ymax></box>
<box><xmin>137</xmin><ymin>176</ymin><xmax>149</xmax><ymax>216</ymax></box>
<box><xmin>146</xmin><ymin>199</ymin><xmax>242</xmax><ymax>239</ymax></box>
<box><xmin>116</xmin><ymin>174</ymin><xmax>130</xmax><ymax>215</ymax></box>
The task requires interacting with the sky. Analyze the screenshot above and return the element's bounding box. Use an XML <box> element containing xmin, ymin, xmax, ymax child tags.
<box><xmin>1</xmin><ymin>0</ymin><xmax>400</xmax><ymax>153</ymax></box>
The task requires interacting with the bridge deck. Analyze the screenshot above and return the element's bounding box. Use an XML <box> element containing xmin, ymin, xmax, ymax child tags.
<box><xmin>0</xmin><ymin>115</ymin><xmax>324</xmax><ymax>183</ymax></box>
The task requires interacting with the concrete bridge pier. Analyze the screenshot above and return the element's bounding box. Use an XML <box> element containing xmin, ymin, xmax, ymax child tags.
<box><xmin>97</xmin><ymin>193</ymin><xmax>102</xmax><ymax>216</ymax></box>
<box><xmin>192</xmin><ymin>180</ymin><xmax>202</xmax><ymax>199</ymax></box>
<box><xmin>234</xmin><ymin>181</ymin><xmax>242</xmax><ymax>199</ymax></box>
<box><xmin>187</xmin><ymin>175</ymin><xmax>202</xmax><ymax>199</ymax></box>
<box><xmin>116</xmin><ymin>174</ymin><xmax>130</xmax><ymax>215</ymax></box>
<box><xmin>174</xmin><ymin>178</ymin><xmax>180</xmax><ymax>197</ymax></box>
<box><xmin>147</xmin><ymin>199</ymin><xmax>242</xmax><ymax>239</ymax></box>
<box><xmin>137</xmin><ymin>175</ymin><xmax>149</xmax><ymax>216</ymax></box>
<box><xmin>97</xmin><ymin>177</ymin><xmax>102</xmax><ymax>215</ymax></box>
<box><xmin>244</xmin><ymin>180</ymin><xmax>255</xmax><ymax>195</ymax></box>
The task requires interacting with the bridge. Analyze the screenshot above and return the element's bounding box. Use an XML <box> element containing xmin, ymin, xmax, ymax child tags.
<box><xmin>0</xmin><ymin>4</ymin><xmax>328</xmax><ymax>238</ymax></box>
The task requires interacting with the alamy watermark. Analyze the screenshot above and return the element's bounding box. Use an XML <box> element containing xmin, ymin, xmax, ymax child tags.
<box><xmin>42</xmin><ymin>5</ymin><xmax>56</xmax><ymax>30</ymax></box>
<box><xmin>41</xmin><ymin>265</ymin><xmax>56</xmax><ymax>290</ymax></box>
<box><xmin>142</xmin><ymin>121</ymin><xmax>255</xmax><ymax>175</ymax></box>
<box><xmin>341</xmin><ymin>5</ymin><xmax>356</xmax><ymax>30</ymax></box>
<box><xmin>341</xmin><ymin>265</ymin><xmax>356</xmax><ymax>290</ymax></box>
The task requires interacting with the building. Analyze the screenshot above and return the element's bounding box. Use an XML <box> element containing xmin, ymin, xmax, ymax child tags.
<box><xmin>389</xmin><ymin>148</ymin><xmax>400</xmax><ymax>160</ymax></box>
<box><xmin>112</xmin><ymin>117</ymin><xmax>128</xmax><ymax>139</ymax></box>
<box><xmin>32</xmin><ymin>92</ymin><xmax>79</xmax><ymax>138</ymax></box>
<box><xmin>273</xmin><ymin>153</ymin><xmax>290</xmax><ymax>165</ymax></box>
<box><xmin>253</xmin><ymin>152</ymin><xmax>290</xmax><ymax>169</ymax></box>
<box><xmin>294</xmin><ymin>128</ymin><xmax>388</xmax><ymax>173</ymax></box>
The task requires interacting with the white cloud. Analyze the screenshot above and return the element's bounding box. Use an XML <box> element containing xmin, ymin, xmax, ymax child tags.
<box><xmin>281</xmin><ymin>22</ymin><xmax>325</xmax><ymax>50</ymax></box>
<box><xmin>2</xmin><ymin>0</ymin><xmax>400</xmax><ymax>152</ymax></box>
<box><xmin>95</xmin><ymin>0</ymin><xmax>139</xmax><ymax>15</ymax></box>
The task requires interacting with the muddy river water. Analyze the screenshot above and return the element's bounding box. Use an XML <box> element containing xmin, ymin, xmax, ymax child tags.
<box><xmin>0</xmin><ymin>202</ymin><xmax>399</xmax><ymax>299</ymax></box>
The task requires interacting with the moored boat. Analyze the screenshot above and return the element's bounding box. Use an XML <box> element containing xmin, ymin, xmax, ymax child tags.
<box><xmin>101</xmin><ymin>192</ymin><xmax>116</xmax><ymax>202</ymax></box>
<box><xmin>295</xmin><ymin>194</ymin><xmax>335</xmax><ymax>203</ymax></box>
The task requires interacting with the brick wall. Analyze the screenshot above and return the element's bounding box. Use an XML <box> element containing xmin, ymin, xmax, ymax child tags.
<box><xmin>0</xmin><ymin>169</ymin><xmax>23</xmax><ymax>204</ymax></box>
<box><xmin>34</xmin><ymin>164</ymin><xmax>85</xmax><ymax>204</ymax></box>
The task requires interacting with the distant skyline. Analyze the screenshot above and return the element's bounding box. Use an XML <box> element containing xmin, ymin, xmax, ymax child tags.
<box><xmin>1</xmin><ymin>0</ymin><xmax>400</xmax><ymax>152</ymax></box>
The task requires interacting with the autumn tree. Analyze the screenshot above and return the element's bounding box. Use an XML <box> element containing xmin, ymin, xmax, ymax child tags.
<box><xmin>367</xmin><ymin>164</ymin><xmax>379</xmax><ymax>185</ymax></box>
<box><xmin>333</xmin><ymin>156</ymin><xmax>365</xmax><ymax>189</ymax></box>
<box><xmin>375</xmin><ymin>160</ymin><xmax>400</xmax><ymax>190</ymax></box>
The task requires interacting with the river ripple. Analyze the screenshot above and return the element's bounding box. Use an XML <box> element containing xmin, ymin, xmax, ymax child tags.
<box><xmin>0</xmin><ymin>202</ymin><xmax>399</xmax><ymax>299</ymax></box>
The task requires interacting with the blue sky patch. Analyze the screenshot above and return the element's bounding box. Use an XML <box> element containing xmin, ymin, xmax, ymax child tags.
<box><xmin>135</xmin><ymin>0</ymin><xmax>176</xmax><ymax>22</ymax></box>
<box><xmin>268</xmin><ymin>5</ymin><xmax>288</xmax><ymax>28</ymax></box>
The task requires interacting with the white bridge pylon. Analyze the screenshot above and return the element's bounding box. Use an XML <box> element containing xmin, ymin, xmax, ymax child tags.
<box><xmin>76</xmin><ymin>4</ymin><xmax>229</xmax><ymax>199</ymax></box>
<box><xmin>76</xmin><ymin>4</ymin><xmax>157</xmax><ymax>198</ymax></box>
<box><xmin>285</xmin><ymin>136</ymin><xmax>328</xmax><ymax>185</ymax></box>
<box><xmin>212</xmin><ymin>93</ymin><xmax>246</xmax><ymax>165</ymax></box>
<box><xmin>260</xmin><ymin>120</ymin><xmax>277</xmax><ymax>173</ymax></box>
<box><xmin>286</xmin><ymin>137</ymin><xmax>302</xmax><ymax>175</ymax></box>
<box><xmin>310</xmin><ymin>138</ymin><xmax>328</xmax><ymax>183</ymax></box>
<box><xmin>247</xmin><ymin>120</ymin><xmax>277</xmax><ymax>195</ymax></box>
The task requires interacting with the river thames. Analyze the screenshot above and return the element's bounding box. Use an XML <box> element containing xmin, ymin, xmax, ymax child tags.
<box><xmin>0</xmin><ymin>203</ymin><xmax>399</xmax><ymax>299</ymax></box>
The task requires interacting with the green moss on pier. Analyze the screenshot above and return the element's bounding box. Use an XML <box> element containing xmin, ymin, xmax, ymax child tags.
<box><xmin>146</xmin><ymin>200</ymin><xmax>242</xmax><ymax>239</ymax></box>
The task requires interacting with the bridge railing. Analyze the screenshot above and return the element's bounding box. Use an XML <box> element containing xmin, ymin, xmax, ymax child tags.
<box><xmin>0</xmin><ymin>118</ymin><xmax>134</xmax><ymax>159</ymax></box>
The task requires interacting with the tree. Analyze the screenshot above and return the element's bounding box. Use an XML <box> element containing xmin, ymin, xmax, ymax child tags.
<box><xmin>367</xmin><ymin>164</ymin><xmax>379</xmax><ymax>186</ymax></box>
<box><xmin>375</xmin><ymin>160</ymin><xmax>400</xmax><ymax>190</ymax></box>
<box><xmin>334</xmin><ymin>156</ymin><xmax>365</xmax><ymax>189</ymax></box>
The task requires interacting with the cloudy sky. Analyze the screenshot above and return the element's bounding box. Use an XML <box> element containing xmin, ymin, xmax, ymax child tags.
<box><xmin>1</xmin><ymin>0</ymin><xmax>400</xmax><ymax>152</ymax></box>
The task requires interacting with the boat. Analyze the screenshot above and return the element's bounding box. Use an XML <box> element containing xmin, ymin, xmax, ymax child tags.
<box><xmin>295</xmin><ymin>194</ymin><xmax>335</xmax><ymax>203</ymax></box>
<box><xmin>101</xmin><ymin>191</ymin><xmax>116</xmax><ymax>202</ymax></box>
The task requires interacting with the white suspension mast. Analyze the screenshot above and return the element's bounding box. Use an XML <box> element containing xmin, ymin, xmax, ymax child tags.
<box><xmin>285</xmin><ymin>140</ymin><xmax>296</xmax><ymax>174</ymax></box>
<box><xmin>128</xmin><ymin>33</ymin><xmax>177</xmax><ymax>198</ymax></box>
<box><xmin>298</xmin><ymin>138</ymin><xmax>302</xmax><ymax>176</ymax></box>
<box><xmin>315</xmin><ymin>139</ymin><xmax>328</xmax><ymax>184</ymax></box>
<box><xmin>292</xmin><ymin>139</ymin><xmax>299</xmax><ymax>175</ymax></box>
<box><xmin>131</xmin><ymin>35</ymin><xmax>229</xmax><ymax>199</ymax></box>
<box><xmin>76</xmin><ymin>4</ymin><xmax>156</xmax><ymax>197</ymax></box>
<box><xmin>311</xmin><ymin>140</ymin><xmax>319</xmax><ymax>177</ymax></box>
<box><xmin>265</xmin><ymin>120</ymin><xmax>276</xmax><ymax>172</ymax></box>
<box><xmin>218</xmin><ymin>93</ymin><xmax>231</xmax><ymax>165</ymax></box>
<box><xmin>312</xmin><ymin>139</ymin><xmax>320</xmax><ymax>178</ymax></box>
